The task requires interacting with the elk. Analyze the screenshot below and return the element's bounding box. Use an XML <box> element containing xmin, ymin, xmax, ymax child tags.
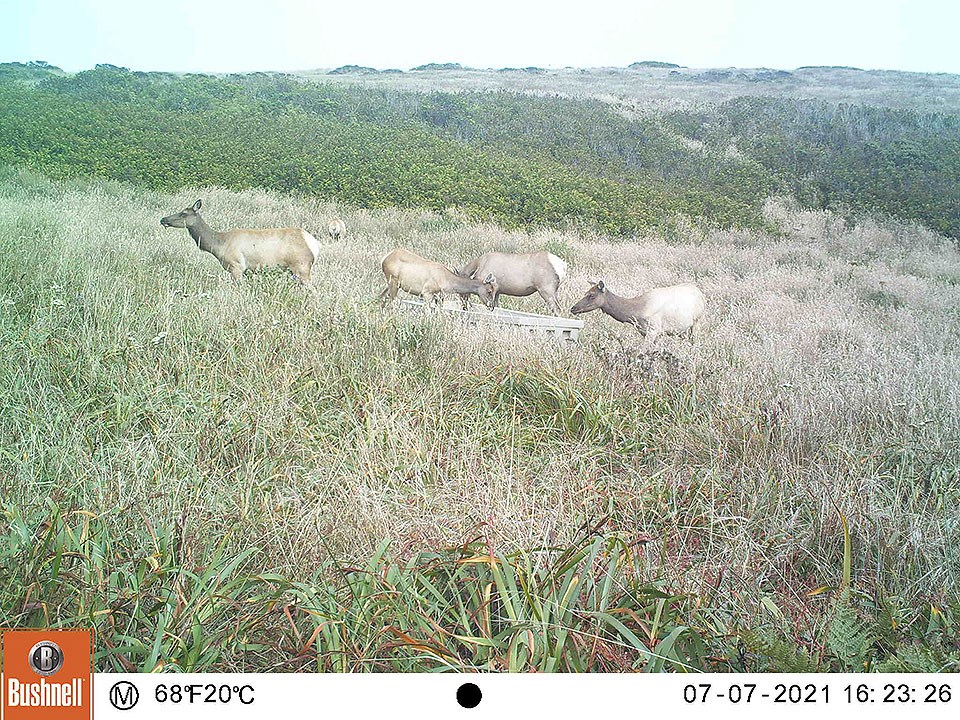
<box><xmin>160</xmin><ymin>200</ymin><xmax>321</xmax><ymax>285</ymax></box>
<box><xmin>459</xmin><ymin>251</ymin><xmax>566</xmax><ymax>315</ymax></box>
<box><xmin>571</xmin><ymin>281</ymin><xmax>705</xmax><ymax>342</ymax></box>
<box><xmin>327</xmin><ymin>218</ymin><xmax>346</xmax><ymax>241</ymax></box>
<box><xmin>379</xmin><ymin>248</ymin><xmax>498</xmax><ymax>309</ymax></box>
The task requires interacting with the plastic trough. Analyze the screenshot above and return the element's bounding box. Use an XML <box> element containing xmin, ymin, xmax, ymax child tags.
<box><xmin>398</xmin><ymin>298</ymin><xmax>584</xmax><ymax>342</ymax></box>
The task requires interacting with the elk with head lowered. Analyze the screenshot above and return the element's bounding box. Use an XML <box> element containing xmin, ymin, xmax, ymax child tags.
<box><xmin>379</xmin><ymin>248</ymin><xmax>498</xmax><ymax>309</ymax></box>
<box><xmin>571</xmin><ymin>280</ymin><xmax>705</xmax><ymax>342</ymax></box>
<box><xmin>458</xmin><ymin>251</ymin><xmax>567</xmax><ymax>315</ymax></box>
<box><xmin>160</xmin><ymin>199</ymin><xmax>322</xmax><ymax>286</ymax></box>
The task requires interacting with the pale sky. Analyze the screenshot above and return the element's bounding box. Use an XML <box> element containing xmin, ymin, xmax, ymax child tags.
<box><xmin>2</xmin><ymin>0</ymin><xmax>958</xmax><ymax>75</ymax></box>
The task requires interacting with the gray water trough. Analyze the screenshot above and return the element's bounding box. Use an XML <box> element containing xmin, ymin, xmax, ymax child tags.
<box><xmin>398</xmin><ymin>298</ymin><xmax>584</xmax><ymax>342</ymax></box>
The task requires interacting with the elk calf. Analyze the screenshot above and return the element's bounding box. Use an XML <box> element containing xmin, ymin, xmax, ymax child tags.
<box><xmin>380</xmin><ymin>248</ymin><xmax>498</xmax><ymax>308</ymax></box>
<box><xmin>160</xmin><ymin>200</ymin><xmax>321</xmax><ymax>285</ymax></box>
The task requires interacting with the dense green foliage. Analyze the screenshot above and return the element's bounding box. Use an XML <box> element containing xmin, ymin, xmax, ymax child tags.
<box><xmin>5</xmin><ymin>503</ymin><xmax>958</xmax><ymax>672</ymax></box>
<box><xmin>0</xmin><ymin>65</ymin><xmax>708</xmax><ymax>236</ymax></box>
<box><xmin>3</xmin><ymin>63</ymin><xmax>957</xmax><ymax>238</ymax></box>
<box><xmin>665</xmin><ymin>97</ymin><xmax>960</xmax><ymax>237</ymax></box>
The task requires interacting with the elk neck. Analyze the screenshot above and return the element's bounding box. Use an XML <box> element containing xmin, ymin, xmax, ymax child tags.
<box><xmin>446</xmin><ymin>272</ymin><xmax>487</xmax><ymax>294</ymax></box>
<box><xmin>599</xmin><ymin>288</ymin><xmax>641</xmax><ymax>323</ymax></box>
<box><xmin>187</xmin><ymin>214</ymin><xmax>224</xmax><ymax>256</ymax></box>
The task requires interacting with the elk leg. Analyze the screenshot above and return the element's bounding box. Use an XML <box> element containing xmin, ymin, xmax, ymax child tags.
<box><xmin>539</xmin><ymin>288</ymin><xmax>562</xmax><ymax>316</ymax></box>
<box><xmin>291</xmin><ymin>264</ymin><xmax>317</xmax><ymax>293</ymax></box>
<box><xmin>226</xmin><ymin>263</ymin><xmax>245</xmax><ymax>281</ymax></box>
<box><xmin>378</xmin><ymin>277</ymin><xmax>399</xmax><ymax>307</ymax></box>
<box><xmin>641</xmin><ymin>318</ymin><xmax>661</xmax><ymax>352</ymax></box>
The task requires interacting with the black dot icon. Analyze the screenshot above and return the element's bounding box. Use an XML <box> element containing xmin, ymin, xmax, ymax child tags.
<box><xmin>456</xmin><ymin>682</ymin><xmax>482</xmax><ymax>708</ymax></box>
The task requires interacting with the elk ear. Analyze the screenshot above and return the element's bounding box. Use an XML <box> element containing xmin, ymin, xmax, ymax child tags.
<box><xmin>597</xmin><ymin>280</ymin><xmax>605</xmax><ymax>292</ymax></box>
<box><xmin>193</xmin><ymin>199</ymin><xmax>202</xmax><ymax>211</ymax></box>
<box><xmin>483</xmin><ymin>272</ymin><xmax>496</xmax><ymax>284</ymax></box>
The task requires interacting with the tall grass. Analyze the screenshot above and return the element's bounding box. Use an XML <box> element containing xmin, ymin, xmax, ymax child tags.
<box><xmin>1</xmin><ymin>167</ymin><xmax>958</xmax><ymax>670</ymax></box>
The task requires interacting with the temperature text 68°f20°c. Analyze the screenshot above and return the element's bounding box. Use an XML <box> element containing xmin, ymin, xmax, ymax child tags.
<box><xmin>154</xmin><ymin>684</ymin><xmax>255</xmax><ymax>705</ymax></box>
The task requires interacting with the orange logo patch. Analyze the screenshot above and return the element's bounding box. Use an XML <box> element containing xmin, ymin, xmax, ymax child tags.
<box><xmin>1</xmin><ymin>630</ymin><xmax>93</xmax><ymax>720</ymax></box>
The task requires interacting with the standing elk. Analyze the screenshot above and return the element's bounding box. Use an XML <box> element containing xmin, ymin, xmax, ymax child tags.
<box><xmin>571</xmin><ymin>281</ymin><xmax>705</xmax><ymax>342</ymax></box>
<box><xmin>327</xmin><ymin>218</ymin><xmax>346</xmax><ymax>241</ymax></box>
<box><xmin>160</xmin><ymin>200</ymin><xmax>321</xmax><ymax>285</ymax></box>
<box><xmin>459</xmin><ymin>251</ymin><xmax>567</xmax><ymax>315</ymax></box>
<box><xmin>379</xmin><ymin>248</ymin><xmax>498</xmax><ymax>308</ymax></box>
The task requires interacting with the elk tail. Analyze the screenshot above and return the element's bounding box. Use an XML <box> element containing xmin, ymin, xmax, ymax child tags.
<box><xmin>547</xmin><ymin>253</ymin><xmax>567</xmax><ymax>282</ymax></box>
<box><xmin>303</xmin><ymin>230</ymin><xmax>322</xmax><ymax>262</ymax></box>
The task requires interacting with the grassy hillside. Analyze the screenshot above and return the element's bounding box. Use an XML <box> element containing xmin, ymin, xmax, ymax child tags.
<box><xmin>2</xmin><ymin>168</ymin><xmax>958</xmax><ymax>671</ymax></box>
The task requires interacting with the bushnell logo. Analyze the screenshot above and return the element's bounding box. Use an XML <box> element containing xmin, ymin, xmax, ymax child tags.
<box><xmin>28</xmin><ymin>640</ymin><xmax>65</xmax><ymax>677</ymax></box>
<box><xmin>2</xmin><ymin>629</ymin><xmax>93</xmax><ymax>719</ymax></box>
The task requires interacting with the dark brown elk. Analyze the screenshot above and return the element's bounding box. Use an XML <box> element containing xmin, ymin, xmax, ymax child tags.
<box><xmin>571</xmin><ymin>281</ymin><xmax>705</xmax><ymax>341</ymax></box>
<box><xmin>379</xmin><ymin>248</ymin><xmax>498</xmax><ymax>308</ymax></box>
<box><xmin>160</xmin><ymin>200</ymin><xmax>321</xmax><ymax>285</ymax></box>
<box><xmin>459</xmin><ymin>251</ymin><xmax>567</xmax><ymax>314</ymax></box>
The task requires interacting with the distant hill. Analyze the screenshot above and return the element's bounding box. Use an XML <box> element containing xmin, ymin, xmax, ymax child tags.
<box><xmin>411</xmin><ymin>62</ymin><xmax>467</xmax><ymax>72</ymax></box>
<box><xmin>690</xmin><ymin>68</ymin><xmax>795</xmax><ymax>83</ymax></box>
<box><xmin>797</xmin><ymin>65</ymin><xmax>865</xmax><ymax>71</ymax></box>
<box><xmin>312</xmin><ymin>63</ymin><xmax>960</xmax><ymax>115</ymax></box>
<box><xmin>0</xmin><ymin>61</ymin><xmax>65</xmax><ymax>82</ymax></box>
<box><xmin>329</xmin><ymin>65</ymin><xmax>380</xmax><ymax>75</ymax></box>
<box><xmin>629</xmin><ymin>61</ymin><xmax>682</xmax><ymax>69</ymax></box>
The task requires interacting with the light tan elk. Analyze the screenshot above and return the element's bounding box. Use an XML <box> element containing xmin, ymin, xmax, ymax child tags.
<box><xmin>327</xmin><ymin>218</ymin><xmax>346</xmax><ymax>240</ymax></box>
<box><xmin>571</xmin><ymin>281</ymin><xmax>705</xmax><ymax>342</ymax></box>
<box><xmin>459</xmin><ymin>251</ymin><xmax>566</xmax><ymax>314</ymax></box>
<box><xmin>160</xmin><ymin>200</ymin><xmax>321</xmax><ymax>285</ymax></box>
<box><xmin>379</xmin><ymin>248</ymin><xmax>498</xmax><ymax>308</ymax></box>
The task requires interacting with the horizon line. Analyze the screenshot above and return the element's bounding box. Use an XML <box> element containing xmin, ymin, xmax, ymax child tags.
<box><xmin>4</xmin><ymin>58</ymin><xmax>960</xmax><ymax>78</ymax></box>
